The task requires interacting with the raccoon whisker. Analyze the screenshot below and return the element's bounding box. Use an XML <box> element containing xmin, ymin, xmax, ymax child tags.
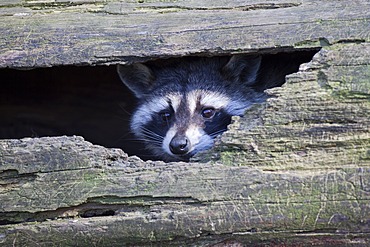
<box><xmin>125</xmin><ymin>138</ymin><xmax>156</xmax><ymax>143</ymax></box>
<box><xmin>114</xmin><ymin>133</ymin><xmax>132</xmax><ymax>142</ymax></box>
<box><xmin>138</xmin><ymin>131</ymin><xmax>165</xmax><ymax>146</ymax></box>
<box><xmin>117</xmin><ymin>103</ymin><xmax>134</xmax><ymax>116</ymax></box>
<box><xmin>206</xmin><ymin>122</ymin><xmax>229</xmax><ymax>135</ymax></box>
<box><xmin>212</xmin><ymin>127</ymin><xmax>228</xmax><ymax>134</ymax></box>
<box><xmin>138</xmin><ymin>139</ymin><xmax>163</xmax><ymax>146</ymax></box>
<box><xmin>137</xmin><ymin>136</ymin><xmax>163</xmax><ymax>145</ymax></box>
<box><xmin>210</xmin><ymin>129</ymin><xmax>228</xmax><ymax>138</ymax></box>
<box><xmin>139</xmin><ymin>128</ymin><xmax>164</xmax><ymax>142</ymax></box>
<box><xmin>139</xmin><ymin>127</ymin><xmax>163</xmax><ymax>137</ymax></box>
<box><xmin>138</xmin><ymin>131</ymin><xmax>162</xmax><ymax>138</ymax></box>
<box><xmin>141</xmin><ymin>134</ymin><xmax>163</xmax><ymax>142</ymax></box>
<box><xmin>143</xmin><ymin>140</ymin><xmax>162</xmax><ymax>147</ymax></box>
<box><xmin>113</xmin><ymin>115</ymin><xmax>132</xmax><ymax>123</ymax></box>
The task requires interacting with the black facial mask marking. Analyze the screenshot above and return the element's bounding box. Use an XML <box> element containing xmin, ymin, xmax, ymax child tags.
<box><xmin>203</xmin><ymin>110</ymin><xmax>232</xmax><ymax>138</ymax></box>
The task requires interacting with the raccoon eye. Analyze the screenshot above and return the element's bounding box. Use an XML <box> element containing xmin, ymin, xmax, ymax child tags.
<box><xmin>201</xmin><ymin>107</ymin><xmax>216</xmax><ymax>119</ymax></box>
<box><xmin>160</xmin><ymin>112</ymin><xmax>172</xmax><ymax>122</ymax></box>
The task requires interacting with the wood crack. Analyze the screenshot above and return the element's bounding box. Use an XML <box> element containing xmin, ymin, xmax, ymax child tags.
<box><xmin>133</xmin><ymin>3</ymin><xmax>302</xmax><ymax>12</ymax></box>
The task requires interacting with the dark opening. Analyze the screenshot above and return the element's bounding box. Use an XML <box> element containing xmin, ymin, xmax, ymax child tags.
<box><xmin>0</xmin><ymin>50</ymin><xmax>318</xmax><ymax>159</ymax></box>
<box><xmin>80</xmin><ymin>209</ymin><xmax>116</xmax><ymax>218</ymax></box>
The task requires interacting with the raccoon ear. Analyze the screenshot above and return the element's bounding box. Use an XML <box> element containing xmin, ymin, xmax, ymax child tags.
<box><xmin>117</xmin><ymin>63</ymin><xmax>155</xmax><ymax>98</ymax></box>
<box><xmin>222</xmin><ymin>55</ymin><xmax>262</xmax><ymax>85</ymax></box>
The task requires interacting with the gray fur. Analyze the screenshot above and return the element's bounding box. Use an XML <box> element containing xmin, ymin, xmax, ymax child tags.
<box><xmin>117</xmin><ymin>55</ymin><xmax>265</xmax><ymax>161</ymax></box>
<box><xmin>117</xmin><ymin>63</ymin><xmax>155</xmax><ymax>98</ymax></box>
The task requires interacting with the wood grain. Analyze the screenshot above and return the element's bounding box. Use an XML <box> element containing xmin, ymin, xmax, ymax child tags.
<box><xmin>0</xmin><ymin>0</ymin><xmax>369</xmax><ymax>246</ymax></box>
<box><xmin>0</xmin><ymin>0</ymin><xmax>369</xmax><ymax>68</ymax></box>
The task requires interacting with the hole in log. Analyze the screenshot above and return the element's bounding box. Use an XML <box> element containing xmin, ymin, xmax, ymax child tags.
<box><xmin>80</xmin><ymin>209</ymin><xmax>116</xmax><ymax>218</ymax></box>
<box><xmin>0</xmin><ymin>49</ymin><xmax>318</xmax><ymax>161</ymax></box>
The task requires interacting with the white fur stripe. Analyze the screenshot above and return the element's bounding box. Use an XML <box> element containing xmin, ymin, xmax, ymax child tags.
<box><xmin>169</xmin><ymin>94</ymin><xmax>182</xmax><ymax>113</ymax></box>
<box><xmin>162</xmin><ymin>126</ymin><xmax>177</xmax><ymax>155</ymax></box>
<box><xmin>200</xmin><ymin>90</ymin><xmax>230</xmax><ymax>109</ymax></box>
<box><xmin>131</xmin><ymin>93</ymin><xmax>182</xmax><ymax>132</ymax></box>
<box><xmin>185</xmin><ymin>124</ymin><xmax>202</xmax><ymax>152</ymax></box>
<box><xmin>186</xmin><ymin>90</ymin><xmax>230</xmax><ymax>115</ymax></box>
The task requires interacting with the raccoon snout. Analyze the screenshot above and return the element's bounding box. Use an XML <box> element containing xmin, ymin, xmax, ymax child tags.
<box><xmin>169</xmin><ymin>135</ymin><xmax>190</xmax><ymax>155</ymax></box>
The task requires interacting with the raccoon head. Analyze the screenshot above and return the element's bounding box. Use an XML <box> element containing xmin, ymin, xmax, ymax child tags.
<box><xmin>117</xmin><ymin>55</ymin><xmax>263</xmax><ymax>162</ymax></box>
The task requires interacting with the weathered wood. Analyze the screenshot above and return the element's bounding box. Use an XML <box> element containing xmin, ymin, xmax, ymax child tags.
<box><xmin>196</xmin><ymin>43</ymin><xmax>370</xmax><ymax>169</ymax></box>
<box><xmin>0</xmin><ymin>0</ymin><xmax>369</xmax><ymax>68</ymax></box>
<box><xmin>0</xmin><ymin>0</ymin><xmax>369</xmax><ymax>246</ymax></box>
<box><xmin>0</xmin><ymin>42</ymin><xmax>369</xmax><ymax>245</ymax></box>
<box><xmin>1</xmin><ymin>136</ymin><xmax>369</xmax><ymax>246</ymax></box>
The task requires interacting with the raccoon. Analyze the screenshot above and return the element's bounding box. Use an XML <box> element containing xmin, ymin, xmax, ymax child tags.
<box><xmin>117</xmin><ymin>55</ymin><xmax>272</xmax><ymax>162</ymax></box>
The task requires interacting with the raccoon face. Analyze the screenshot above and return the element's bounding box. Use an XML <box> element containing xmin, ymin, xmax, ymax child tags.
<box><xmin>130</xmin><ymin>90</ymin><xmax>234</xmax><ymax>161</ymax></box>
<box><xmin>117</xmin><ymin>55</ymin><xmax>263</xmax><ymax>161</ymax></box>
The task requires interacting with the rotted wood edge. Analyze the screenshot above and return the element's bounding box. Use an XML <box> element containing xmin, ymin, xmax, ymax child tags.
<box><xmin>0</xmin><ymin>42</ymin><xmax>369</xmax><ymax>246</ymax></box>
<box><xmin>0</xmin><ymin>136</ymin><xmax>369</xmax><ymax>246</ymax></box>
<box><xmin>0</xmin><ymin>0</ymin><xmax>369</xmax><ymax>68</ymax></box>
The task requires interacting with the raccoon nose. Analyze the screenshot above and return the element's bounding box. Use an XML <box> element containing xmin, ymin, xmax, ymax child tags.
<box><xmin>169</xmin><ymin>135</ymin><xmax>190</xmax><ymax>155</ymax></box>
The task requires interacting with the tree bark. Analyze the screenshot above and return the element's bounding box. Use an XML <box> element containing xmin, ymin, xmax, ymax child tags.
<box><xmin>0</xmin><ymin>0</ymin><xmax>369</xmax><ymax>246</ymax></box>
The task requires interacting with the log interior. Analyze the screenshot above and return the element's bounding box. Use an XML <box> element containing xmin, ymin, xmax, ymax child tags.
<box><xmin>0</xmin><ymin>50</ymin><xmax>318</xmax><ymax>160</ymax></box>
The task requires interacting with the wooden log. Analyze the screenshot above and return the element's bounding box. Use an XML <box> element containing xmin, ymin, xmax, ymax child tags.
<box><xmin>197</xmin><ymin>43</ymin><xmax>370</xmax><ymax>169</ymax></box>
<box><xmin>1</xmin><ymin>43</ymin><xmax>369</xmax><ymax>245</ymax></box>
<box><xmin>0</xmin><ymin>0</ymin><xmax>369</xmax><ymax>246</ymax></box>
<box><xmin>0</xmin><ymin>136</ymin><xmax>369</xmax><ymax>246</ymax></box>
<box><xmin>0</xmin><ymin>0</ymin><xmax>369</xmax><ymax>68</ymax></box>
